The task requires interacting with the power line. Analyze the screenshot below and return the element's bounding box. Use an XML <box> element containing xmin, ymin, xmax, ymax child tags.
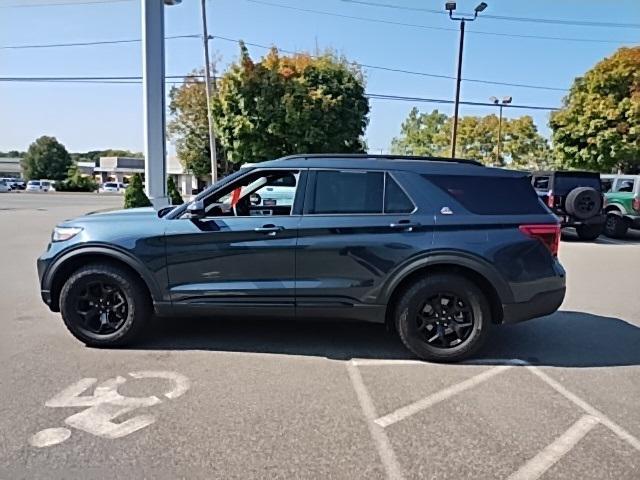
<box><xmin>0</xmin><ymin>31</ymin><xmax>569</xmax><ymax>92</ymax></box>
<box><xmin>0</xmin><ymin>34</ymin><xmax>199</xmax><ymax>50</ymax></box>
<box><xmin>0</xmin><ymin>0</ymin><xmax>132</xmax><ymax>7</ymax></box>
<box><xmin>0</xmin><ymin>76</ymin><xmax>560</xmax><ymax>110</ymax></box>
<box><xmin>342</xmin><ymin>0</ymin><xmax>640</xmax><ymax>30</ymax></box>
<box><xmin>243</xmin><ymin>0</ymin><xmax>637</xmax><ymax>45</ymax></box>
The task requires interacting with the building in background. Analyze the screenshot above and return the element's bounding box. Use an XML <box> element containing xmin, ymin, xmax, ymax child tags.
<box><xmin>0</xmin><ymin>157</ymin><xmax>23</xmax><ymax>178</ymax></box>
<box><xmin>167</xmin><ymin>155</ymin><xmax>198</xmax><ymax>197</ymax></box>
<box><xmin>94</xmin><ymin>156</ymin><xmax>145</xmax><ymax>184</ymax></box>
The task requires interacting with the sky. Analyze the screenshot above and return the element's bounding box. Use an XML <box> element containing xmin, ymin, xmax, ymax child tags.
<box><xmin>0</xmin><ymin>0</ymin><xmax>639</xmax><ymax>155</ymax></box>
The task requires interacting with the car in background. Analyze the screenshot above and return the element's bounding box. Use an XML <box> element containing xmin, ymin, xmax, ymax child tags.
<box><xmin>99</xmin><ymin>182</ymin><xmax>127</xmax><ymax>193</ymax></box>
<box><xmin>1</xmin><ymin>178</ymin><xmax>23</xmax><ymax>190</ymax></box>
<box><xmin>601</xmin><ymin>174</ymin><xmax>640</xmax><ymax>238</ymax></box>
<box><xmin>0</xmin><ymin>180</ymin><xmax>11</xmax><ymax>193</ymax></box>
<box><xmin>26</xmin><ymin>179</ymin><xmax>55</xmax><ymax>192</ymax></box>
<box><xmin>531</xmin><ymin>171</ymin><xmax>604</xmax><ymax>241</ymax></box>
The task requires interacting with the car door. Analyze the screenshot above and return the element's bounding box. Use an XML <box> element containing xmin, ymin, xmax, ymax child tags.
<box><xmin>164</xmin><ymin>168</ymin><xmax>305</xmax><ymax>318</ymax></box>
<box><xmin>295</xmin><ymin>169</ymin><xmax>433</xmax><ymax>320</ymax></box>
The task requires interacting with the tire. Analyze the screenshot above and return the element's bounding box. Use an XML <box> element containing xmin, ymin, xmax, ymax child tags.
<box><xmin>395</xmin><ymin>273</ymin><xmax>490</xmax><ymax>363</ymax></box>
<box><xmin>59</xmin><ymin>263</ymin><xmax>151</xmax><ymax>347</ymax></box>
<box><xmin>565</xmin><ymin>187</ymin><xmax>602</xmax><ymax>221</ymax></box>
<box><xmin>575</xmin><ymin>223</ymin><xmax>603</xmax><ymax>241</ymax></box>
<box><xmin>603</xmin><ymin>213</ymin><xmax>628</xmax><ymax>239</ymax></box>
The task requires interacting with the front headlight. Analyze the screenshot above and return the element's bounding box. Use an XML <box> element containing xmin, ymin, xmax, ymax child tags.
<box><xmin>52</xmin><ymin>226</ymin><xmax>83</xmax><ymax>242</ymax></box>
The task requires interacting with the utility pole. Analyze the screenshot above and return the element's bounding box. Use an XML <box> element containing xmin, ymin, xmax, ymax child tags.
<box><xmin>200</xmin><ymin>0</ymin><xmax>218</xmax><ymax>185</ymax></box>
<box><xmin>450</xmin><ymin>19</ymin><xmax>465</xmax><ymax>159</ymax></box>
<box><xmin>445</xmin><ymin>2</ymin><xmax>488</xmax><ymax>158</ymax></box>
<box><xmin>142</xmin><ymin>0</ymin><xmax>181</xmax><ymax>207</ymax></box>
<box><xmin>490</xmin><ymin>96</ymin><xmax>512</xmax><ymax>165</ymax></box>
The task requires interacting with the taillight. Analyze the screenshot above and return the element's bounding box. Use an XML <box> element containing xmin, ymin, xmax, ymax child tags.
<box><xmin>547</xmin><ymin>192</ymin><xmax>555</xmax><ymax>208</ymax></box>
<box><xmin>519</xmin><ymin>224</ymin><xmax>561</xmax><ymax>257</ymax></box>
<box><xmin>633</xmin><ymin>197</ymin><xmax>640</xmax><ymax>213</ymax></box>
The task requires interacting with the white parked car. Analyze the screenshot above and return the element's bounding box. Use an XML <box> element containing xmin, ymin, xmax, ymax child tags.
<box><xmin>26</xmin><ymin>180</ymin><xmax>55</xmax><ymax>192</ymax></box>
<box><xmin>0</xmin><ymin>180</ymin><xmax>11</xmax><ymax>193</ymax></box>
<box><xmin>99</xmin><ymin>182</ymin><xmax>127</xmax><ymax>193</ymax></box>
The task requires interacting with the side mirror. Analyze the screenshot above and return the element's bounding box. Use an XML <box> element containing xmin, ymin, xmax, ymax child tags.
<box><xmin>187</xmin><ymin>200</ymin><xmax>206</xmax><ymax>218</ymax></box>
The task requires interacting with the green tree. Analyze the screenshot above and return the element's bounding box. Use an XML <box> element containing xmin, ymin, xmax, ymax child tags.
<box><xmin>124</xmin><ymin>173</ymin><xmax>152</xmax><ymax>209</ymax></box>
<box><xmin>168</xmin><ymin>73</ymin><xmax>226</xmax><ymax>178</ymax></box>
<box><xmin>210</xmin><ymin>43</ymin><xmax>369</xmax><ymax>165</ymax></box>
<box><xmin>550</xmin><ymin>46</ymin><xmax>640</xmax><ymax>173</ymax></box>
<box><xmin>167</xmin><ymin>176</ymin><xmax>184</xmax><ymax>205</ymax></box>
<box><xmin>21</xmin><ymin>136</ymin><xmax>72</xmax><ymax>180</ymax></box>
<box><xmin>391</xmin><ymin>109</ymin><xmax>551</xmax><ymax>167</ymax></box>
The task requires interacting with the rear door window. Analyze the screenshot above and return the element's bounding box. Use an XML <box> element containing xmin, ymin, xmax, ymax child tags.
<box><xmin>424</xmin><ymin>174</ymin><xmax>547</xmax><ymax>215</ymax></box>
<box><xmin>311</xmin><ymin>171</ymin><xmax>384</xmax><ymax>214</ymax></box>
<box><xmin>384</xmin><ymin>174</ymin><xmax>415</xmax><ymax>213</ymax></box>
<box><xmin>532</xmin><ymin>176</ymin><xmax>550</xmax><ymax>190</ymax></box>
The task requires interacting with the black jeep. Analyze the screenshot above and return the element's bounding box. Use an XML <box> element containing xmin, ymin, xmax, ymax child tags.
<box><xmin>531</xmin><ymin>171</ymin><xmax>604</xmax><ymax>241</ymax></box>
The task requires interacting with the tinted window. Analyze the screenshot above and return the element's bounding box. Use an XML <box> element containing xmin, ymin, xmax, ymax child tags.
<box><xmin>601</xmin><ymin>179</ymin><xmax>613</xmax><ymax>193</ymax></box>
<box><xmin>28</xmin><ymin>181</ymin><xmax>40</xmax><ymax>186</ymax></box>
<box><xmin>312</xmin><ymin>171</ymin><xmax>383</xmax><ymax>214</ymax></box>
<box><xmin>553</xmin><ymin>174</ymin><xmax>601</xmax><ymax>194</ymax></box>
<box><xmin>425</xmin><ymin>174</ymin><xmax>547</xmax><ymax>215</ymax></box>
<box><xmin>385</xmin><ymin>174</ymin><xmax>414</xmax><ymax>213</ymax></box>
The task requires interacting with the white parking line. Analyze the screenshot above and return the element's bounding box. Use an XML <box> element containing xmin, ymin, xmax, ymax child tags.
<box><xmin>507</xmin><ymin>414</ymin><xmax>599</xmax><ymax>480</ymax></box>
<box><xmin>527</xmin><ymin>366</ymin><xmax>640</xmax><ymax>452</ymax></box>
<box><xmin>374</xmin><ymin>365</ymin><xmax>512</xmax><ymax>428</ymax></box>
<box><xmin>351</xmin><ymin>359</ymin><xmax>425</xmax><ymax>367</ymax></box>
<box><xmin>346</xmin><ymin>361</ymin><xmax>404</xmax><ymax>480</ymax></box>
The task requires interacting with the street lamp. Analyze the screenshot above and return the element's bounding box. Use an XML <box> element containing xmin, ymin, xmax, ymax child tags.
<box><xmin>446</xmin><ymin>2</ymin><xmax>488</xmax><ymax>158</ymax></box>
<box><xmin>141</xmin><ymin>0</ymin><xmax>181</xmax><ymax>207</ymax></box>
<box><xmin>490</xmin><ymin>95</ymin><xmax>512</xmax><ymax>164</ymax></box>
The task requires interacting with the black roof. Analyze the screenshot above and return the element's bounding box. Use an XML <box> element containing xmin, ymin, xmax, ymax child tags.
<box><xmin>258</xmin><ymin>154</ymin><xmax>524</xmax><ymax>177</ymax></box>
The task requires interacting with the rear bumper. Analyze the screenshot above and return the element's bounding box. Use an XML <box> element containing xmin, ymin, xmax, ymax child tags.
<box><xmin>563</xmin><ymin>214</ymin><xmax>605</xmax><ymax>228</ymax></box>
<box><xmin>501</xmin><ymin>286</ymin><xmax>566</xmax><ymax>324</ymax></box>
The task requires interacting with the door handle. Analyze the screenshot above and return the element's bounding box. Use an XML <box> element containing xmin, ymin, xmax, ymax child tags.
<box><xmin>389</xmin><ymin>220</ymin><xmax>421</xmax><ymax>231</ymax></box>
<box><xmin>254</xmin><ymin>225</ymin><xmax>285</xmax><ymax>234</ymax></box>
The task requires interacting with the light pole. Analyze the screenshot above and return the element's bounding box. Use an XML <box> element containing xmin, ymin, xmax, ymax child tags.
<box><xmin>490</xmin><ymin>95</ymin><xmax>512</xmax><ymax>165</ymax></box>
<box><xmin>200</xmin><ymin>0</ymin><xmax>218</xmax><ymax>185</ymax></box>
<box><xmin>445</xmin><ymin>1</ymin><xmax>487</xmax><ymax>158</ymax></box>
<box><xmin>141</xmin><ymin>0</ymin><xmax>181</xmax><ymax>208</ymax></box>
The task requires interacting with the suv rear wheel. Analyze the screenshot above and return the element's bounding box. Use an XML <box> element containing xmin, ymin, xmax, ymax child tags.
<box><xmin>603</xmin><ymin>213</ymin><xmax>628</xmax><ymax>239</ymax></box>
<box><xmin>59</xmin><ymin>263</ymin><xmax>151</xmax><ymax>347</ymax></box>
<box><xmin>395</xmin><ymin>273</ymin><xmax>490</xmax><ymax>362</ymax></box>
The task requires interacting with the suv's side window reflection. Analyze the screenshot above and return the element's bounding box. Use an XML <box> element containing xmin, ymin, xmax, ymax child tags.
<box><xmin>312</xmin><ymin>171</ymin><xmax>383</xmax><ymax>214</ymax></box>
<box><xmin>385</xmin><ymin>174</ymin><xmax>414</xmax><ymax>213</ymax></box>
<box><xmin>533</xmin><ymin>176</ymin><xmax>550</xmax><ymax>190</ymax></box>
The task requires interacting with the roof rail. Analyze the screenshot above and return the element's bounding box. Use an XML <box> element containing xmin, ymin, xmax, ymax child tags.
<box><xmin>280</xmin><ymin>153</ymin><xmax>484</xmax><ymax>166</ymax></box>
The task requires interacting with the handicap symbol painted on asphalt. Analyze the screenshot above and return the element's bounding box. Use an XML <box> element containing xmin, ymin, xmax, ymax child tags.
<box><xmin>29</xmin><ymin>371</ymin><xmax>190</xmax><ymax>448</ymax></box>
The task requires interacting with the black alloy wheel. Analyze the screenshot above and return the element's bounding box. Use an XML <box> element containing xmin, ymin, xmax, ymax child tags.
<box><xmin>75</xmin><ymin>281</ymin><xmax>128</xmax><ymax>335</ymax></box>
<box><xmin>417</xmin><ymin>293</ymin><xmax>474</xmax><ymax>348</ymax></box>
<box><xmin>59</xmin><ymin>263</ymin><xmax>151</xmax><ymax>347</ymax></box>
<box><xmin>395</xmin><ymin>273</ymin><xmax>490</xmax><ymax>362</ymax></box>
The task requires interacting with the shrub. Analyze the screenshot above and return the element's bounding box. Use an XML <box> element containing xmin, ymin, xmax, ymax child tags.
<box><xmin>167</xmin><ymin>176</ymin><xmax>184</xmax><ymax>205</ymax></box>
<box><xmin>124</xmin><ymin>173</ymin><xmax>152</xmax><ymax>208</ymax></box>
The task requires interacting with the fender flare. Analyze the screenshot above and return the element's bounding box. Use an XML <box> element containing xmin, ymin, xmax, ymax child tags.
<box><xmin>378</xmin><ymin>251</ymin><xmax>513</xmax><ymax>305</ymax></box>
<box><xmin>604</xmin><ymin>204</ymin><xmax>626</xmax><ymax>216</ymax></box>
<box><xmin>43</xmin><ymin>245</ymin><xmax>163</xmax><ymax>304</ymax></box>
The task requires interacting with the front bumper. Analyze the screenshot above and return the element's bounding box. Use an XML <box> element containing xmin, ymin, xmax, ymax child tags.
<box><xmin>623</xmin><ymin>214</ymin><xmax>640</xmax><ymax>229</ymax></box>
<box><xmin>501</xmin><ymin>286</ymin><xmax>566</xmax><ymax>324</ymax></box>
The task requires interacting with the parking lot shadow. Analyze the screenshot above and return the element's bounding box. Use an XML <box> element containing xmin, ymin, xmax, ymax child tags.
<box><xmin>131</xmin><ymin>310</ymin><xmax>640</xmax><ymax>367</ymax></box>
<box><xmin>476</xmin><ymin>310</ymin><xmax>640</xmax><ymax>367</ymax></box>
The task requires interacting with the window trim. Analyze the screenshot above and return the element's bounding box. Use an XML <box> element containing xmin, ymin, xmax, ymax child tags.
<box><xmin>303</xmin><ymin>168</ymin><xmax>416</xmax><ymax>216</ymax></box>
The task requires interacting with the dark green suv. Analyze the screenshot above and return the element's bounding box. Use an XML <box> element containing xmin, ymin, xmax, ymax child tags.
<box><xmin>601</xmin><ymin>174</ymin><xmax>640</xmax><ymax>238</ymax></box>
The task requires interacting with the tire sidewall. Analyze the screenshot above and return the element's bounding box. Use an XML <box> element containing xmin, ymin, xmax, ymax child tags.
<box><xmin>396</xmin><ymin>275</ymin><xmax>489</xmax><ymax>362</ymax></box>
<box><xmin>60</xmin><ymin>268</ymin><xmax>142</xmax><ymax>346</ymax></box>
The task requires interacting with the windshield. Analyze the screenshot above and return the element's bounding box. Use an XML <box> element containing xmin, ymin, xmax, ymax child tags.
<box><xmin>104</xmin><ymin>183</ymin><xmax>118</xmax><ymax>188</ymax></box>
<box><xmin>28</xmin><ymin>181</ymin><xmax>40</xmax><ymax>186</ymax></box>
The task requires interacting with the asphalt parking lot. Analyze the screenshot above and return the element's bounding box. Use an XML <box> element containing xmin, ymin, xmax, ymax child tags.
<box><xmin>1</xmin><ymin>193</ymin><xmax>639</xmax><ymax>479</ymax></box>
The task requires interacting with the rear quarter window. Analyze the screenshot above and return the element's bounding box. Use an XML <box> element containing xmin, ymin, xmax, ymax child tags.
<box><xmin>424</xmin><ymin>174</ymin><xmax>547</xmax><ymax>215</ymax></box>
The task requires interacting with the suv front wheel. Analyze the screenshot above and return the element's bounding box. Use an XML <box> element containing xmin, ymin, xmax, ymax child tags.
<box><xmin>59</xmin><ymin>263</ymin><xmax>151</xmax><ymax>347</ymax></box>
<box><xmin>395</xmin><ymin>273</ymin><xmax>490</xmax><ymax>362</ymax></box>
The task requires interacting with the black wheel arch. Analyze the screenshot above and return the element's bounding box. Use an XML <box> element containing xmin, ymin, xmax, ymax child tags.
<box><xmin>382</xmin><ymin>253</ymin><xmax>510</xmax><ymax>329</ymax></box>
<box><xmin>44</xmin><ymin>246</ymin><xmax>161</xmax><ymax>312</ymax></box>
